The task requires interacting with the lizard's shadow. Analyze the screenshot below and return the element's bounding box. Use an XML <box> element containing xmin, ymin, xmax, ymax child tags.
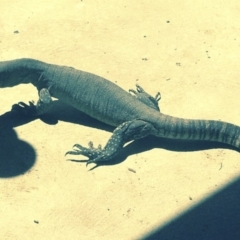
<box><xmin>0</xmin><ymin>100</ymin><xmax>238</xmax><ymax>175</ymax></box>
<box><xmin>45</xmin><ymin>100</ymin><xmax>239</xmax><ymax>168</ymax></box>
<box><xmin>0</xmin><ymin>100</ymin><xmax>114</xmax><ymax>177</ymax></box>
<box><xmin>40</xmin><ymin>100</ymin><xmax>113</xmax><ymax>131</ymax></box>
<box><xmin>0</xmin><ymin>111</ymin><xmax>36</xmax><ymax>178</ymax></box>
<box><xmin>88</xmin><ymin>137</ymin><xmax>239</xmax><ymax>169</ymax></box>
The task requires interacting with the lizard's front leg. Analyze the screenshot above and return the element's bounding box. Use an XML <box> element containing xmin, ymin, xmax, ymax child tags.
<box><xmin>66</xmin><ymin>119</ymin><xmax>156</xmax><ymax>166</ymax></box>
<box><xmin>11</xmin><ymin>88</ymin><xmax>53</xmax><ymax>116</ymax></box>
<box><xmin>129</xmin><ymin>84</ymin><xmax>161</xmax><ymax>111</ymax></box>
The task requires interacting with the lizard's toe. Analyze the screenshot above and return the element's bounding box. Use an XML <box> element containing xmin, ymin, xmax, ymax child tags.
<box><xmin>66</xmin><ymin>142</ymin><xmax>102</xmax><ymax>161</ymax></box>
<box><xmin>66</xmin><ymin>142</ymin><xmax>114</xmax><ymax>166</ymax></box>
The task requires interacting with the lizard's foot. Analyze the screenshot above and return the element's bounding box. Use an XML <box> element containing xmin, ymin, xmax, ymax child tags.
<box><xmin>129</xmin><ymin>84</ymin><xmax>161</xmax><ymax>111</ymax></box>
<box><xmin>11</xmin><ymin>101</ymin><xmax>37</xmax><ymax>116</ymax></box>
<box><xmin>66</xmin><ymin>120</ymin><xmax>156</xmax><ymax>167</ymax></box>
<box><xmin>11</xmin><ymin>89</ymin><xmax>52</xmax><ymax>116</ymax></box>
<box><xmin>66</xmin><ymin>141</ymin><xmax>112</xmax><ymax>166</ymax></box>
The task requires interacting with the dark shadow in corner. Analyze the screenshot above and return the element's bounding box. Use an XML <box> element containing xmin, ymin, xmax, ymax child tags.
<box><xmin>141</xmin><ymin>176</ymin><xmax>240</xmax><ymax>240</ymax></box>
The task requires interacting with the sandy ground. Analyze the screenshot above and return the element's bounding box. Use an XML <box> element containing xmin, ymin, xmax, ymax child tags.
<box><xmin>0</xmin><ymin>1</ymin><xmax>240</xmax><ymax>239</ymax></box>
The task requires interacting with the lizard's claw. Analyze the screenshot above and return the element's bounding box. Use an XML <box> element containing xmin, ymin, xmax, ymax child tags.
<box><xmin>11</xmin><ymin>101</ymin><xmax>37</xmax><ymax>116</ymax></box>
<box><xmin>65</xmin><ymin>141</ymin><xmax>105</xmax><ymax>166</ymax></box>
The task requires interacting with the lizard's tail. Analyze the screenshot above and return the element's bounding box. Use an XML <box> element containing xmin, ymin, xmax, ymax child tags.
<box><xmin>157</xmin><ymin>115</ymin><xmax>240</xmax><ymax>149</ymax></box>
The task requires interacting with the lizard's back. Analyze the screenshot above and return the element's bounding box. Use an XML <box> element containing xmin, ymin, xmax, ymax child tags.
<box><xmin>43</xmin><ymin>63</ymin><xmax>160</xmax><ymax>126</ymax></box>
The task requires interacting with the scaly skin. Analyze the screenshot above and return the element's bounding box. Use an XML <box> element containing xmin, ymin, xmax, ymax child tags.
<box><xmin>0</xmin><ymin>58</ymin><xmax>239</xmax><ymax>165</ymax></box>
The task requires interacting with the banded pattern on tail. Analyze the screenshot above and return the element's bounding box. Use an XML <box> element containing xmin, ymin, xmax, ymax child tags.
<box><xmin>159</xmin><ymin>115</ymin><xmax>240</xmax><ymax>149</ymax></box>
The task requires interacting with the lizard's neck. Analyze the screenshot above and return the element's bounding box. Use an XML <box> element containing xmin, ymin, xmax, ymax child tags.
<box><xmin>0</xmin><ymin>58</ymin><xmax>46</xmax><ymax>88</ymax></box>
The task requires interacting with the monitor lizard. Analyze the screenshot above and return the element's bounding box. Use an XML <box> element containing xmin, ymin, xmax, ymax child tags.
<box><xmin>0</xmin><ymin>58</ymin><xmax>239</xmax><ymax>165</ymax></box>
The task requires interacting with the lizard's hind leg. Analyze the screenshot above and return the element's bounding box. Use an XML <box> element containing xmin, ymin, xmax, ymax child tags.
<box><xmin>129</xmin><ymin>84</ymin><xmax>161</xmax><ymax>111</ymax></box>
<box><xmin>66</xmin><ymin>119</ymin><xmax>156</xmax><ymax>166</ymax></box>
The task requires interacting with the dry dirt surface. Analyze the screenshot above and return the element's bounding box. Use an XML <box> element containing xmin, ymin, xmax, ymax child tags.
<box><xmin>0</xmin><ymin>1</ymin><xmax>240</xmax><ymax>239</ymax></box>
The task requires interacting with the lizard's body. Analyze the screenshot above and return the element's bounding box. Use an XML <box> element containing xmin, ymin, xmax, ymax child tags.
<box><xmin>0</xmin><ymin>58</ymin><xmax>239</xmax><ymax>165</ymax></box>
